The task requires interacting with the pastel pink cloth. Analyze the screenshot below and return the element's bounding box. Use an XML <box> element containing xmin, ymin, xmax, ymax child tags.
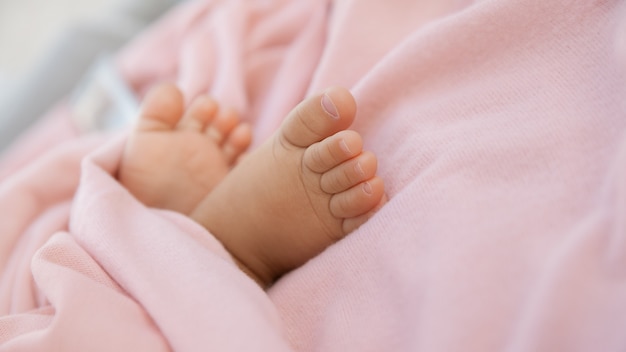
<box><xmin>2</xmin><ymin>0</ymin><xmax>626</xmax><ymax>350</ymax></box>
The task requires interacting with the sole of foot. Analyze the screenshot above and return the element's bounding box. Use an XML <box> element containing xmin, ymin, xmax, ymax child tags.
<box><xmin>119</xmin><ymin>83</ymin><xmax>252</xmax><ymax>214</ymax></box>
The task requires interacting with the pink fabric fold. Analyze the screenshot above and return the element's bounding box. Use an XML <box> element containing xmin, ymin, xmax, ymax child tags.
<box><xmin>1</xmin><ymin>0</ymin><xmax>626</xmax><ymax>350</ymax></box>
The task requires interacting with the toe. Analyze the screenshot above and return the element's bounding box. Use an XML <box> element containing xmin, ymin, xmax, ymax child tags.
<box><xmin>206</xmin><ymin>107</ymin><xmax>239</xmax><ymax>145</ymax></box>
<box><xmin>136</xmin><ymin>83</ymin><xmax>184</xmax><ymax>132</ymax></box>
<box><xmin>223</xmin><ymin>123</ymin><xmax>253</xmax><ymax>165</ymax></box>
<box><xmin>178</xmin><ymin>95</ymin><xmax>218</xmax><ymax>131</ymax></box>
<box><xmin>329</xmin><ymin>176</ymin><xmax>385</xmax><ymax>219</ymax></box>
<box><xmin>280</xmin><ymin>87</ymin><xmax>356</xmax><ymax>148</ymax></box>
<box><xmin>320</xmin><ymin>151</ymin><xmax>377</xmax><ymax>194</ymax></box>
<box><xmin>303</xmin><ymin>130</ymin><xmax>362</xmax><ymax>174</ymax></box>
<box><xmin>342</xmin><ymin>193</ymin><xmax>388</xmax><ymax>233</ymax></box>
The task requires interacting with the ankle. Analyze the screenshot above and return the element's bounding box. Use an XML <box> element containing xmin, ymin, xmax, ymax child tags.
<box><xmin>231</xmin><ymin>253</ymin><xmax>276</xmax><ymax>289</ymax></box>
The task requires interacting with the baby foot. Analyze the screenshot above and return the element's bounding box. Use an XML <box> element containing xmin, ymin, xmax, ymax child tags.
<box><xmin>191</xmin><ymin>87</ymin><xmax>386</xmax><ymax>286</ymax></box>
<box><xmin>118</xmin><ymin>83</ymin><xmax>252</xmax><ymax>215</ymax></box>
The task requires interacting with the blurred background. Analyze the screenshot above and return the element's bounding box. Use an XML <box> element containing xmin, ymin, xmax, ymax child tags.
<box><xmin>0</xmin><ymin>0</ymin><xmax>180</xmax><ymax>152</ymax></box>
<box><xmin>0</xmin><ymin>0</ymin><xmax>110</xmax><ymax>103</ymax></box>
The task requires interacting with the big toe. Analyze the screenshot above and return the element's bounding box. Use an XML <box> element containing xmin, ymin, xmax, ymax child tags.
<box><xmin>280</xmin><ymin>87</ymin><xmax>356</xmax><ymax>148</ymax></box>
<box><xmin>136</xmin><ymin>83</ymin><xmax>185</xmax><ymax>132</ymax></box>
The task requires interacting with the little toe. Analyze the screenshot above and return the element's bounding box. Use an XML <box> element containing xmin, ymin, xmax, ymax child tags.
<box><xmin>320</xmin><ymin>151</ymin><xmax>378</xmax><ymax>194</ymax></box>
<box><xmin>303</xmin><ymin>130</ymin><xmax>363</xmax><ymax>174</ymax></box>
<box><xmin>136</xmin><ymin>83</ymin><xmax>185</xmax><ymax>132</ymax></box>
<box><xmin>206</xmin><ymin>107</ymin><xmax>239</xmax><ymax>145</ymax></box>
<box><xmin>280</xmin><ymin>87</ymin><xmax>356</xmax><ymax>148</ymax></box>
<box><xmin>329</xmin><ymin>176</ymin><xmax>385</xmax><ymax>219</ymax></box>
<box><xmin>178</xmin><ymin>95</ymin><xmax>218</xmax><ymax>131</ymax></box>
<box><xmin>342</xmin><ymin>194</ymin><xmax>388</xmax><ymax>234</ymax></box>
<box><xmin>223</xmin><ymin>123</ymin><xmax>253</xmax><ymax>165</ymax></box>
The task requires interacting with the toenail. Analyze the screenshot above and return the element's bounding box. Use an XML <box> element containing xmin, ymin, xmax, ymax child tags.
<box><xmin>354</xmin><ymin>162</ymin><xmax>365</xmax><ymax>177</ymax></box>
<box><xmin>208</xmin><ymin>128</ymin><xmax>224</xmax><ymax>142</ymax></box>
<box><xmin>339</xmin><ymin>139</ymin><xmax>352</xmax><ymax>155</ymax></box>
<box><xmin>362</xmin><ymin>182</ymin><xmax>373</xmax><ymax>195</ymax></box>
<box><xmin>321</xmin><ymin>93</ymin><xmax>339</xmax><ymax>119</ymax></box>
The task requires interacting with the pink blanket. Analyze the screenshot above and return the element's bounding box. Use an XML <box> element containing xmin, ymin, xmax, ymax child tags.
<box><xmin>2</xmin><ymin>0</ymin><xmax>626</xmax><ymax>350</ymax></box>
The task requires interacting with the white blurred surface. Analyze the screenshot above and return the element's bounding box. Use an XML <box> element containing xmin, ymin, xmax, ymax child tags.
<box><xmin>0</xmin><ymin>0</ymin><xmax>111</xmax><ymax>87</ymax></box>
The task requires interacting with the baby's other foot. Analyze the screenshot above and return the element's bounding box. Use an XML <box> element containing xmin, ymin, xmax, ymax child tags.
<box><xmin>119</xmin><ymin>83</ymin><xmax>252</xmax><ymax>214</ymax></box>
<box><xmin>191</xmin><ymin>87</ymin><xmax>386</xmax><ymax>286</ymax></box>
